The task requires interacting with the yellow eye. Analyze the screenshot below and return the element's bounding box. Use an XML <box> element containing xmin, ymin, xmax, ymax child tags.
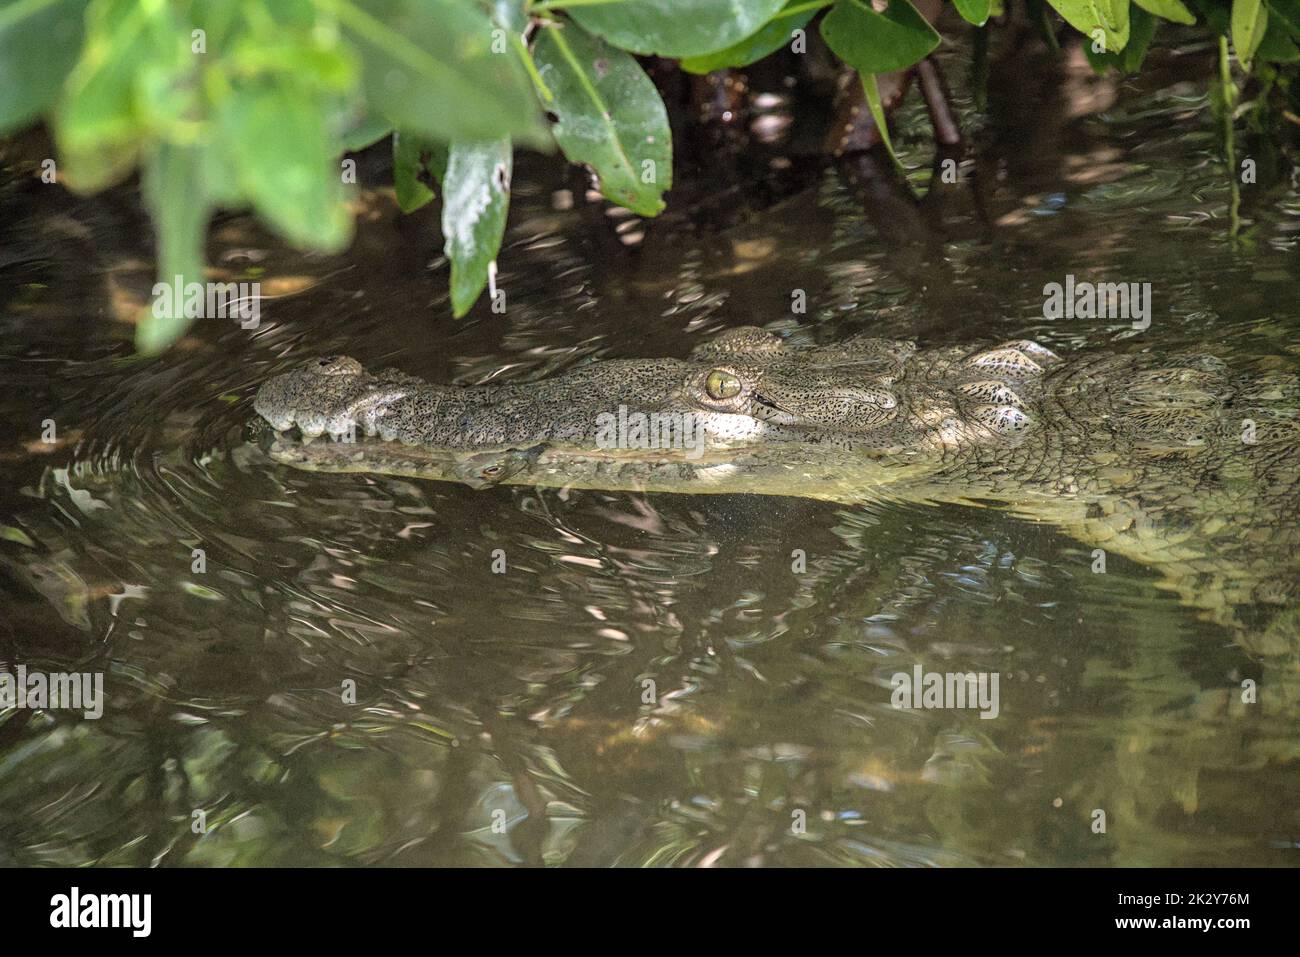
<box><xmin>706</xmin><ymin>370</ymin><xmax>742</xmax><ymax>400</ymax></box>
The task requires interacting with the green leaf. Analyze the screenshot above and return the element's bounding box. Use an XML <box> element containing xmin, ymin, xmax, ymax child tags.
<box><xmin>199</xmin><ymin>133</ymin><xmax>243</xmax><ymax>207</ymax></box>
<box><xmin>680</xmin><ymin>0</ymin><xmax>817</xmax><ymax>73</ymax></box>
<box><xmin>1121</xmin><ymin>4</ymin><xmax>1158</xmax><ymax>68</ymax></box>
<box><xmin>216</xmin><ymin>82</ymin><xmax>352</xmax><ymax>251</ymax></box>
<box><xmin>227</xmin><ymin>33</ymin><xmax>358</xmax><ymax>91</ymax></box>
<box><xmin>820</xmin><ymin>0</ymin><xmax>942</xmax><ymax>74</ymax></box>
<box><xmin>1133</xmin><ymin>0</ymin><xmax>1195</xmax><ymax>24</ymax></box>
<box><xmin>1086</xmin><ymin>4</ymin><xmax>1157</xmax><ymax>70</ymax></box>
<box><xmin>332</xmin><ymin>0</ymin><xmax>548</xmax><ymax>147</ymax></box>
<box><xmin>57</xmin><ymin>0</ymin><xmax>197</xmax><ymax>186</ymax></box>
<box><xmin>861</xmin><ymin>72</ymin><xmax>900</xmax><ymax>168</ymax></box>
<box><xmin>479</xmin><ymin>0</ymin><xmax>527</xmax><ymax>33</ymax></box>
<box><xmin>259</xmin><ymin>0</ymin><xmax>319</xmax><ymax>30</ymax></box>
<box><xmin>570</xmin><ymin>0</ymin><xmax>789</xmax><ymax>58</ymax></box>
<box><xmin>393</xmin><ymin>131</ymin><xmax>447</xmax><ymax>213</ymax></box>
<box><xmin>187</xmin><ymin>0</ymin><xmax>245</xmax><ymax>47</ymax></box>
<box><xmin>954</xmin><ymin>0</ymin><xmax>993</xmax><ymax>26</ymax></box>
<box><xmin>1026</xmin><ymin>0</ymin><xmax>1062</xmax><ymax>49</ymax></box>
<box><xmin>478</xmin><ymin>0</ymin><xmax>551</xmax><ymax>100</ymax></box>
<box><xmin>0</xmin><ymin>0</ymin><xmax>87</xmax><ymax>132</ymax></box>
<box><xmin>1188</xmin><ymin>0</ymin><xmax>1228</xmax><ymax>32</ymax></box>
<box><xmin>139</xmin><ymin>143</ymin><xmax>210</xmax><ymax>354</ymax></box>
<box><xmin>442</xmin><ymin>140</ymin><xmax>512</xmax><ymax>317</ymax></box>
<box><xmin>54</xmin><ymin>0</ymin><xmax>152</xmax><ymax>190</ymax></box>
<box><xmin>1045</xmin><ymin>0</ymin><xmax>1130</xmax><ymax>52</ymax></box>
<box><xmin>342</xmin><ymin>113</ymin><xmax>393</xmax><ymax>152</ymax></box>
<box><xmin>1270</xmin><ymin>0</ymin><xmax>1300</xmax><ymax>36</ymax></box>
<box><xmin>1257</xmin><ymin>9</ymin><xmax>1300</xmax><ymax>59</ymax></box>
<box><xmin>1232</xmin><ymin>0</ymin><xmax>1269</xmax><ymax>63</ymax></box>
<box><xmin>533</xmin><ymin>23</ymin><xmax>673</xmax><ymax>216</ymax></box>
<box><xmin>135</xmin><ymin>37</ymin><xmax>203</xmax><ymax>140</ymax></box>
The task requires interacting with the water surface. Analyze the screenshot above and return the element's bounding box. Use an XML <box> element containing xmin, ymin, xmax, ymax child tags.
<box><xmin>1</xmin><ymin>37</ymin><xmax>1297</xmax><ymax>867</ymax></box>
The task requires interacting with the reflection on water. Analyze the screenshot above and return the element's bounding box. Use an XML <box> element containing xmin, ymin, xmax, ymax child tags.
<box><xmin>1</xmin><ymin>38</ymin><xmax>1298</xmax><ymax>867</ymax></box>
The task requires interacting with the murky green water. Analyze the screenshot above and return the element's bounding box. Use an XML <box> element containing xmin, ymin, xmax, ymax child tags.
<box><xmin>1</xmin><ymin>38</ymin><xmax>1298</xmax><ymax>866</ymax></box>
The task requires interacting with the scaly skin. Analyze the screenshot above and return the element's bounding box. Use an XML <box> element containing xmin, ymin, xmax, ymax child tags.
<box><xmin>253</xmin><ymin>328</ymin><xmax>1300</xmax><ymax>656</ymax></box>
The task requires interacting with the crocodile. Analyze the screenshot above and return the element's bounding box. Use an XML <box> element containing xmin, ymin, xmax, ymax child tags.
<box><xmin>253</xmin><ymin>328</ymin><xmax>1300</xmax><ymax>658</ymax></box>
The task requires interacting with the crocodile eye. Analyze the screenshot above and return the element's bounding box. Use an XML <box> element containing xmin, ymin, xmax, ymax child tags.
<box><xmin>706</xmin><ymin>370</ymin><xmax>742</xmax><ymax>400</ymax></box>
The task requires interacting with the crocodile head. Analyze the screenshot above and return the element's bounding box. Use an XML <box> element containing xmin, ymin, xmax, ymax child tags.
<box><xmin>252</xmin><ymin>328</ymin><xmax>1057</xmax><ymax>496</ymax></box>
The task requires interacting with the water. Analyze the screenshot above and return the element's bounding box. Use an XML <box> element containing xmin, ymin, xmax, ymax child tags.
<box><xmin>1</xmin><ymin>38</ymin><xmax>1298</xmax><ymax>867</ymax></box>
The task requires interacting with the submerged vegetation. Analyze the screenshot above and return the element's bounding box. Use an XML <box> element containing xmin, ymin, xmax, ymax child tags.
<box><xmin>1</xmin><ymin>0</ymin><xmax>1298</xmax><ymax>351</ymax></box>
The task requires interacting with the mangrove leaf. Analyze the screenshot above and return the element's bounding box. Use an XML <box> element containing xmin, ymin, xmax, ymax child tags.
<box><xmin>820</xmin><ymin>0</ymin><xmax>942</xmax><ymax>74</ymax></box>
<box><xmin>0</xmin><ymin>0</ymin><xmax>87</xmax><ymax>132</ymax></box>
<box><xmin>533</xmin><ymin>23</ymin><xmax>673</xmax><ymax>216</ymax></box>
<box><xmin>442</xmin><ymin>139</ymin><xmax>512</xmax><ymax>317</ymax></box>
<box><xmin>337</xmin><ymin>0</ymin><xmax>548</xmax><ymax>147</ymax></box>
<box><xmin>680</xmin><ymin>0</ymin><xmax>818</xmax><ymax>73</ymax></box>
<box><xmin>570</xmin><ymin>0</ymin><xmax>789</xmax><ymax>58</ymax></box>
<box><xmin>1045</xmin><ymin>0</ymin><xmax>1131</xmax><ymax>52</ymax></box>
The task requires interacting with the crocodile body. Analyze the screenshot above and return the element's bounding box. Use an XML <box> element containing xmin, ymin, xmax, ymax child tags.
<box><xmin>253</xmin><ymin>329</ymin><xmax>1300</xmax><ymax>655</ymax></box>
